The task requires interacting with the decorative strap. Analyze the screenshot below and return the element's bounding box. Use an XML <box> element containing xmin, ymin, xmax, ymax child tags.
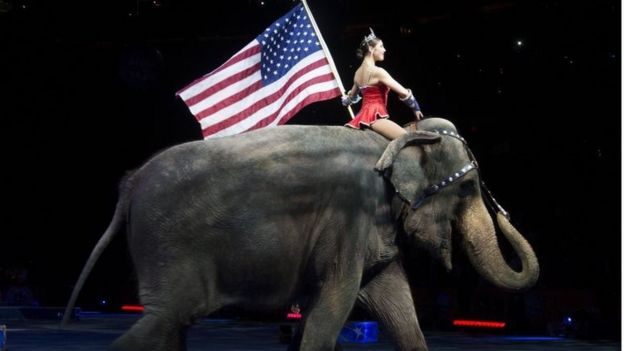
<box><xmin>431</xmin><ymin>129</ymin><xmax>467</xmax><ymax>144</ymax></box>
<box><xmin>411</xmin><ymin>161</ymin><xmax>478</xmax><ymax>209</ymax></box>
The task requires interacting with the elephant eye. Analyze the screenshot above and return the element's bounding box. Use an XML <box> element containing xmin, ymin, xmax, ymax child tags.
<box><xmin>458</xmin><ymin>180</ymin><xmax>476</xmax><ymax>198</ymax></box>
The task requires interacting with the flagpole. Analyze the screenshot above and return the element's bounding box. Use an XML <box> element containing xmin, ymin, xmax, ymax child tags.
<box><xmin>300</xmin><ymin>0</ymin><xmax>355</xmax><ymax>119</ymax></box>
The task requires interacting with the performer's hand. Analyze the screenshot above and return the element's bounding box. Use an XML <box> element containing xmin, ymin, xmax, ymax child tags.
<box><xmin>341</xmin><ymin>95</ymin><xmax>351</xmax><ymax>106</ymax></box>
<box><xmin>415</xmin><ymin>110</ymin><xmax>424</xmax><ymax>121</ymax></box>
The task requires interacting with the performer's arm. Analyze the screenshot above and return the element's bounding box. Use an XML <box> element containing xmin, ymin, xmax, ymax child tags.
<box><xmin>377</xmin><ymin>68</ymin><xmax>424</xmax><ymax>120</ymax></box>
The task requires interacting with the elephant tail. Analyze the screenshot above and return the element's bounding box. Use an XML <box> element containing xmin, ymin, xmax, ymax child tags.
<box><xmin>60</xmin><ymin>172</ymin><xmax>135</xmax><ymax>328</ymax></box>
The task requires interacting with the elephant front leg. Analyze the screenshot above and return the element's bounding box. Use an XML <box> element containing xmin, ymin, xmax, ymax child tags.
<box><xmin>291</xmin><ymin>274</ymin><xmax>362</xmax><ymax>351</ymax></box>
<box><xmin>357</xmin><ymin>261</ymin><xmax>428</xmax><ymax>351</ymax></box>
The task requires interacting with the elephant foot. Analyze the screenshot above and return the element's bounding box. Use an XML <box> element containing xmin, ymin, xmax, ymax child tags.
<box><xmin>109</xmin><ymin>313</ymin><xmax>187</xmax><ymax>351</ymax></box>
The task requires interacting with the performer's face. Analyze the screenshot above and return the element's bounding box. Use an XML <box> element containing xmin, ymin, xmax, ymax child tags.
<box><xmin>370</xmin><ymin>40</ymin><xmax>386</xmax><ymax>61</ymax></box>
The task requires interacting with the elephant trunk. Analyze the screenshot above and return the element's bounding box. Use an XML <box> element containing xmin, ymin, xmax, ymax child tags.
<box><xmin>457</xmin><ymin>197</ymin><xmax>539</xmax><ymax>291</ymax></box>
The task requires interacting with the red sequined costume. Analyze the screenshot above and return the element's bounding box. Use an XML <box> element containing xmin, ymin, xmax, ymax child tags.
<box><xmin>345</xmin><ymin>83</ymin><xmax>390</xmax><ymax>129</ymax></box>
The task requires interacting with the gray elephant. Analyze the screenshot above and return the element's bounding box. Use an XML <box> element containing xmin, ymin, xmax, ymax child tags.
<box><xmin>62</xmin><ymin>117</ymin><xmax>539</xmax><ymax>351</ymax></box>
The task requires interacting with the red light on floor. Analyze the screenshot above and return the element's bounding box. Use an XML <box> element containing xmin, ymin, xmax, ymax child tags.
<box><xmin>286</xmin><ymin>312</ymin><xmax>302</xmax><ymax>319</ymax></box>
<box><xmin>453</xmin><ymin>319</ymin><xmax>506</xmax><ymax>328</ymax></box>
<box><xmin>121</xmin><ymin>305</ymin><xmax>144</xmax><ymax>312</ymax></box>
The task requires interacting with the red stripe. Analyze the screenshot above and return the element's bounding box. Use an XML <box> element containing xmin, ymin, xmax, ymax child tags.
<box><xmin>187</xmin><ymin>62</ymin><xmax>261</xmax><ymax>109</ymax></box>
<box><xmin>198</xmin><ymin>58</ymin><xmax>330</xmax><ymax>127</ymax></box>
<box><xmin>201</xmin><ymin>71</ymin><xmax>336</xmax><ymax>137</ymax></box>
<box><xmin>195</xmin><ymin>78</ymin><xmax>262</xmax><ymax>120</ymax></box>
<box><xmin>176</xmin><ymin>43</ymin><xmax>261</xmax><ymax>96</ymax></box>
<box><xmin>246</xmin><ymin>88</ymin><xmax>340</xmax><ymax>132</ymax></box>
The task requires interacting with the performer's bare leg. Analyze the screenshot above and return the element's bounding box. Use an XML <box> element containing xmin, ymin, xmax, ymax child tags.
<box><xmin>371</xmin><ymin>119</ymin><xmax>408</xmax><ymax>140</ymax></box>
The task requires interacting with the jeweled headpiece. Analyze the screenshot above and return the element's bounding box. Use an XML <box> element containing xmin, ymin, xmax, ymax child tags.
<box><xmin>364</xmin><ymin>27</ymin><xmax>377</xmax><ymax>43</ymax></box>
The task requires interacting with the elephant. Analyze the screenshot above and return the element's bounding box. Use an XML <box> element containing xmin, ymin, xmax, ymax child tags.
<box><xmin>62</xmin><ymin>117</ymin><xmax>539</xmax><ymax>351</ymax></box>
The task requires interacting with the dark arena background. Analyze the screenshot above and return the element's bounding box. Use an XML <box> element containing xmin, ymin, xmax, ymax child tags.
<box><xmin>0</xmin><ymin>0</ymin><xmax>620</xmax><ymax>349</ymax></box>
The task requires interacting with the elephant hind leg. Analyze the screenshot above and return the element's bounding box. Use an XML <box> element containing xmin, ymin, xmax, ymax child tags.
<box><xmin>109</xmin><ymin>313</ymin><xmax>187</xmax><ymax>351</ymax></box>
<box><xmin>112</xmin><ymin>262</ymin><xmax>222</xmax><ymax>351</ymax></box>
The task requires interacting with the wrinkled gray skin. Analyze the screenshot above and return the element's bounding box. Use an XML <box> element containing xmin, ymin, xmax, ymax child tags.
<box><xmin>62</xmin><ymin>118</ymin><xmax>539</xmax><ymax>351</ymax></box>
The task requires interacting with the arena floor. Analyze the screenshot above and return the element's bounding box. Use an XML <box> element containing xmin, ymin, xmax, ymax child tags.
<box><xmin>3</xmin><ymin>312</ymin><xmax>620</xmax><ymax>351</ymax></box>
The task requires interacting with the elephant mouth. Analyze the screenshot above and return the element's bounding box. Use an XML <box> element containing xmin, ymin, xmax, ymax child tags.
<box><xmin>406</xmin><ymin>224</ymin><xmax>454</xmax><ymax>272</ymax></box>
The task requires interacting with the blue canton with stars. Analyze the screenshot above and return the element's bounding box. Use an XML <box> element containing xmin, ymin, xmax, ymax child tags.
<box><xmin>256</xmin><ymin>4</ymin><xmax>322</xmax><ymax>85</ymax></box>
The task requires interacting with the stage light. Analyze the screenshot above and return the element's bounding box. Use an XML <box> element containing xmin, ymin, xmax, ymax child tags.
<box><xmin>286</xmin><ymin>304</ymin><xmax>302</xmax><ymax>319</ymax></box>
<box><xmin>99</xmin><ymin>299</ymin><xmax>107</xmax><ymax>306</ymax></box>
<box><xmin>339</xmin><ymin>321</ymin><xmax>379</xmax><ymax>343</ymax></box>
<box><xmin>121</xmin><ymin>305</ymin><xmax>144</xmax><ymax>312</ymax></box>
<box><xmin>516</xmin><ymin>40</ymin><xmax>523</xmax><ymax>46</ymax></box>
<box><xmin>453</xmin><ymin>319</ymin><xmax>506</xmax><ymax>328</ymax></box>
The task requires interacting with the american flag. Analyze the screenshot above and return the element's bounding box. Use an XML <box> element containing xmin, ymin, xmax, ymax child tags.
<box><xmin>176</xmin><ymin>4</ymin><xmax>341</xmax><ymax>139</ymax></box>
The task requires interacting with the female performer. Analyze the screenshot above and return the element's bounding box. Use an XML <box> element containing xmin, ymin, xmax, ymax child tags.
<box><xmin>342</xmin><ymin>29</ymin><xmax>423</xmax><ymax>139</ymax></box>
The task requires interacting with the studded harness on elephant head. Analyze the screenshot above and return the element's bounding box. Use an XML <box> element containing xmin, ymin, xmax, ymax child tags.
<box><xmin>404</xmin><ymin>128</ymin><xmax>510</xmax><ymax>219</ymax></box>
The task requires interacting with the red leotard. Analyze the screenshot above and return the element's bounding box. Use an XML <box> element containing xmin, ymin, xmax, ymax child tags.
<box><xmin>345</xmin><ymin>83</ymin><xmax>390</xmax><ymax>129</ymax></box>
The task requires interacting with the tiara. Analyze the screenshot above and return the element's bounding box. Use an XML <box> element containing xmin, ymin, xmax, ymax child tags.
<box><xmin>363</xmin><ymin>27</ymin><xmax>377</xmax><ymax>43</ymax></box>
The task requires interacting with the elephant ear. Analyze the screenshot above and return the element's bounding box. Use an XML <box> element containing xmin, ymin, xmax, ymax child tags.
<box><xmin>375</xmin><ymin>131</ymin><xmax>441</xmax><ymax>203</ymax></box>
<box><xmin>375</xmin><ymin>131</ymin><xmax>440</xmax><ymax>172</ymax></box>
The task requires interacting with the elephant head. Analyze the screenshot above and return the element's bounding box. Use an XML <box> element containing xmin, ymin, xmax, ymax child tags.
<box><xmin>376</xmin><ymin>118</ymin><xmax>539</xmax><ymax>291</ymax></box>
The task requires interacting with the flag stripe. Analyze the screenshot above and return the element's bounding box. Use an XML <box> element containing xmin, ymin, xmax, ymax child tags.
<box><xmin>190</xmin><ymin>68</ymin><xmax>261</xmax><ymax>116</ymax></box>
<box><xmin>196</xmin><ymin>54</ymin><xmax>329</xmax><ymax>123</ymax></box>
<box><xmin>251</xmin><ymin>76</ymin><xmax>339</xmax><ymax>130</ymax></box>
<box><xmin>202</xmin><ymin>74</ymin><xmax>338</xmax><ymax>137</ymax></box>
<box><xmin>198</xmin><ymin>50</ymin><xmax>330</xmax><ymax>128</ymax></box>
<box><xmin>186</xmin><ymin>62</ymin><xmax>262</xmax><ymax>108</ymax></box>
<box><xmin>210</xmin><ymin>88</ymin><xmax>339</xmax><ymax>139</ymax></box>
<box><xmin>199</xmin><ymin>63</ymin><xmax>334</xmax><ymax>133</ymax></box>
<box><xmin>250</xmin><ymin>89</ymin><xmax>340</xmax><ymax>131</ymax></box>
<box><xmin>177</xmin><ymin>42</ymin><xmax>261</xmax><ymax>100</ymax></box>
